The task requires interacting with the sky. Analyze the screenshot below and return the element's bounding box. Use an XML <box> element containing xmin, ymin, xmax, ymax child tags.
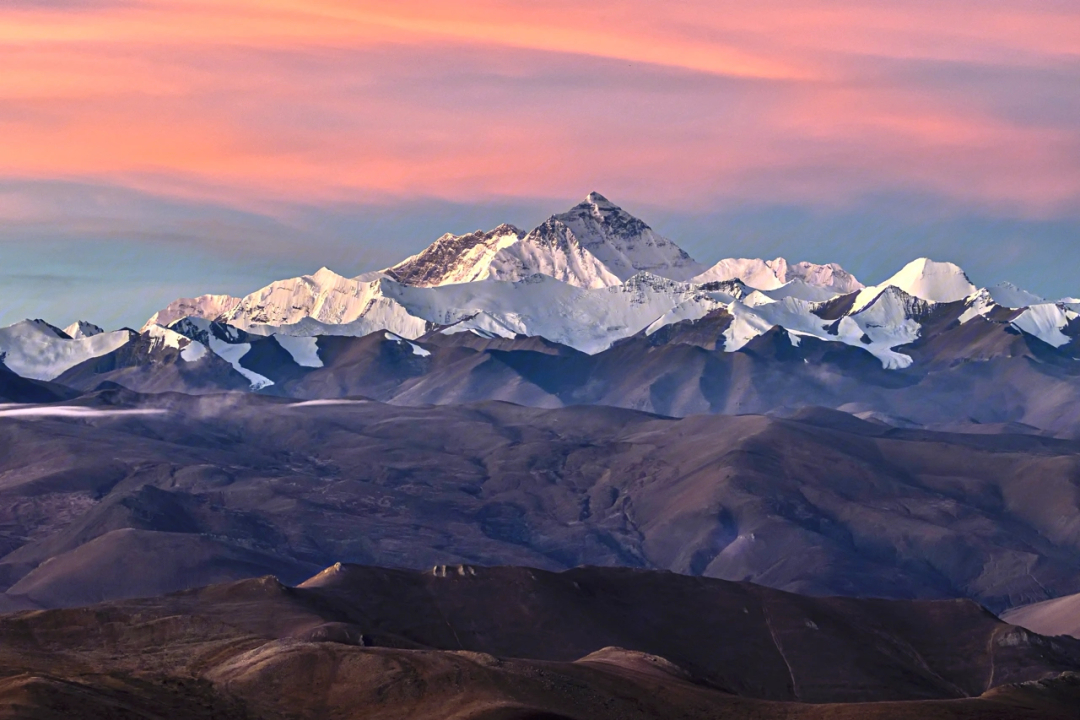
<box><xmin>1</xmin><ymin>0</ymin><xmax>1078</xmax><ymax>328</ymax></box>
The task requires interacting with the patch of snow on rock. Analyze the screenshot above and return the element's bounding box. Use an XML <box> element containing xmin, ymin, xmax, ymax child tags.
<box><xmin>274</xmin><ymin>335</ymin><xmax>323</xmax><ymax>368</ymax></box>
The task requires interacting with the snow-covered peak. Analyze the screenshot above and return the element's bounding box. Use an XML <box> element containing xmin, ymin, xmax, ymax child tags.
<box><xmin>145</xmin><ymin>324</ymin><xmax>208</xmax><ymax>362</ymax></box>
<box><xmin>986</xmin><ymin>282</ymin><xmax>1044</xmax><ymax>309</ymax></box>
<box><xmin>691</xmin><ymin>258</ymin><xmax>862</xmax><ymax>294</ymax></box>
<box><xmin>696</xmin><ymin>278</ymin><xmax>751</xmax><ymax>302</ymax></box>
<box><xmin>383</xmin><ymin>194</ymin><xmax>703</xmax><ymax>290</ymax></box>
<box><xmin>386</xmin><ymin>224</ymin><xmax>525</xmax><ymax>287</ymax></box>
<box><xmin>784</xmin><ymin>260</ymin><xmax>864</xmax><ymax>294</ymax></box>
<box><xmin>0</xmin><ymin>320</ymin><xmax>132</xmax><ymax>380</ymax></box>
<box><xmin>692</xmin><ymin>258</ymin><xmax>785</xmax><ymax>290</ymax></box>
<box><xmin>584</xmin><ymin>191</ymin><xmax>616</xmax><ymax>208</ymax></box>
<box><xmin>882</xmin><ymin>258</ymin><xmax>975</xmax><ymax>303</ymax></box>
<box><xmin>851</xmin><ymin>285</ymin><xmax>932</xmax><ymax>323</ymax></box>
<box><xmin>143</xmin><ymin>294</ymin><xmax>241</xmax><ymax>331</ymax></box>
<box><xmin>851</xmin><ymin>258</ymin><xmax>975</xmax><ymax>313</ymax></box>
<box><xmin>311</xmin><ymin>266</ymin><xmax>348</xmax><ymax>284</ymax></box>
<box><xmin>958</xmin><ymin>288</ymin><xmax>996</xmax><ymax>324</ymax></box>
<box><xmin>620</xmin><ymin>270</ymin><xmax>696</xmax><ymax>295</ymax></box>
<box><xmin>741</xmin><ymin>290</ymin><xmax>778</xmax><ymax>308</ymax></box>
<box><xmin>219</xmin><ymin>268</ymin><xmax>382</xmax><ymax>328</ymax></box>
<box><xmin>63</xmin><ymin>320</ymin><xmax>104</xmax><ymax>339</ymax></box>
<box><xmin>537</xmin><ymin>196</ymin><xmax>705</xmax><ymax>283</ymax></box>
<box><xmin>19</xmin><ymin>319</ymin><xmax>68</xmax><ymax>339</ymax></box>
<box><xmin>145</xmin><ymin>323</ymin><xmax>191</xmax><ymax>351</ymax></box>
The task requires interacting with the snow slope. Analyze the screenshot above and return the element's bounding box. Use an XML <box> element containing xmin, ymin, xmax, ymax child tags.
<box><xmin>0</xmin><ymin>320</ymin><xmax>133</xmax><ymax>381</ymax></box>
<box><xmin>385</xmin><ymin>224</ymin><xmax>525</xmax><ymax>286</ymax></box>
<box><xmin>691</xmin><ymin>258</ymin><xmax>862</xmax><ymax>294</ymax></box>
<box><xmin>62</xmin><ymin>321</ymin><xmax>104</xmax><ymax>339</ymax></box>
<box><xmin>167</xmin><ymin>318</ymin><xmax>273</xmax><ymax>389</ymax></box>
<box><xmin>987</xmin><ymin>282</ymin><xmax>1045</xmax><ymax>309</ymax></box>
<box><xmin>382</xmin><ymin>272</ymin><xmax>725</xmax><ymax>355</ymax></box>
<box><xmin>1011</xmin><ymin>303</ymin><xmax>1076</xmax><ymax>348</ymax></box>
<box><xmin>274</xmin><ymin>335</ymin><xmax>323</xmax><ymax>368</ymax></box>
<box><xmin>719</xmin><ymin>287</ymin><xmax>925</xmax><ymax>369</ymax></box>
<box><xmin>143</xmin><ymin>294</ymin><xmax>242</xmax><ymax>331</ymax></box>
<box><xmin>852</xmin><ymin>259</ymin><xmax>976</xmax><ymax>313</ymax></box>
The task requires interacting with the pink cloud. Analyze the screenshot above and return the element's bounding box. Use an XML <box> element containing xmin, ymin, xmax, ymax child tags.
<box><xmin>0</xmin><ymin>0</ymin><xmax>1077</xmax><ymax>215</ymax></box>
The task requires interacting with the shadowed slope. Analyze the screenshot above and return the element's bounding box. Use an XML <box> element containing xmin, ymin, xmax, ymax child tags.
<box><xmin>0</xmin><ymin>568</ymin><xmax>1079</xmax><ymax>718</ymax></box>
<box><xmin>3</xmin><ymin>395</ymin><xmax>1080</xmax><ymax>612</ymax></box>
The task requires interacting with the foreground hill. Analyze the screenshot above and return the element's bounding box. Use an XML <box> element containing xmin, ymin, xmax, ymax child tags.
<box><xmin>1</xmin><ymin>566</ymin><xmax>1079</xmax><ymax>719</ymax></box>
<box><xmin>3</xmin><ymin>390</ymin><xmax>1080</xmax><ymax>612</ymax></box>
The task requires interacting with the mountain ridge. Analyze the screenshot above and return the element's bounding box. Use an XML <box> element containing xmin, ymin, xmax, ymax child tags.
<box><xmin>3</xmin><ymin>193</ymin><xmax>1079</xmax><ymax>421</ymax></box>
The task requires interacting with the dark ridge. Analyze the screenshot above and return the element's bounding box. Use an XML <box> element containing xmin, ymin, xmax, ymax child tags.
<box><xmin>0</xmin><ymin>361</ymin><xmax>78</xmax><ymax>403</ymax></box>
<box><xmin>812</xmin><ymin>289</ymin><xmax>860</xmax><ymax>320</ymax></box>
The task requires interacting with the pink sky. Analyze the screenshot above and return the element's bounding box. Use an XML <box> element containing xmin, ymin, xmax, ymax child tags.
<box><xmin>2</xmin><ymin>0</ymin><xmax>1078</xmax><ymax>216</ymax></box>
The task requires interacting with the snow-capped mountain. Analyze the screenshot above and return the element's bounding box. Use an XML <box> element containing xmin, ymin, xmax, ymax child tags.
<box><xmin>851</xmin><ymin>258</ymin><xmax>976</xmax><ymax>313</ymax></box>
<box><xmin>385</xmin><ymin>224</ymin><xmax>525</xmax><ymax>286</ymax></box>
<box><xmin>0</xmin><ymin>320</ymin><xmax>133</xmax><ymax>381</ymax></box>
<box><xmin>166</xmin><ymin>317</ymin><xmax>274</xmax><ymax>389</ymax></box>
<box><xmin>128</xmin><ymin>189</ymin><xmax>1078</xmax><ymax>370</ymax></box>
<box><xmin>138</xmin><ymin>194</ymin><xmax>872</xmax><ymax>354</ymax></box>
<box><xmin>142</xmin><ymin>252</ymin><xmax>1039</xmax><ymax>369</ymax></box>
<box><xmin>203</xmin><ymin>268</ymin><xmax>725</xmax><ymax>355</ymax></box>
<box><xmin>4</xmin><ymin>193</ymin><xmax>1074</xmax><ymax>390</ymax></box>
<box><xmin>143</xmin><ymin>294</ymin><xmax>242</xmax><ymax>331</ymax></box>
<box><xmin>62</xmin><ymin>321</ymin><xmax>104</xmax><ymax>339</ymax></box>
<box><xmin>212</xmin><ymin>267</ymin><xmax>427</xmax><ymax>339</ymax></box>
<box><xmin>691</xmin><ymin>257</ymin><xmax>863</xmax><ymax>295</ymax></box>
<box><xmin>386</xmin><ymin>193</ymin><xmax>704</xmax><ymax>288</ymax></box>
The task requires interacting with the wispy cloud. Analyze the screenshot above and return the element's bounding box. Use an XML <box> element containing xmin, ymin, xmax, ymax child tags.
<box><xmin>0</xmin><ymin>405</ymin><xmax>166</xmax><ymax>419</ymax></box>
<box><xmin>0</xmin><ymin>0</ymin><xmax>1076</xmax><ymax>213</ymax></box>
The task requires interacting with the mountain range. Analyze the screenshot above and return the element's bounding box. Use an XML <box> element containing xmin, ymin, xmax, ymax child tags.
<box><xmin>4</xmin><ymin>193</ymin><xmax>1080</xmax><ymax>716</ymax></box>
<box><xmin>2</xmin><ymin>192</ymin><xmax>1078</xmax><ymax>439</ymax></box>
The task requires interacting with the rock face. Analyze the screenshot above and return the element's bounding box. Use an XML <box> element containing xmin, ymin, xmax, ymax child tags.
<box><xmin>386</xmin><ymin>223</ymin><xmax>526</xmax><ymax>286</ymax></box>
